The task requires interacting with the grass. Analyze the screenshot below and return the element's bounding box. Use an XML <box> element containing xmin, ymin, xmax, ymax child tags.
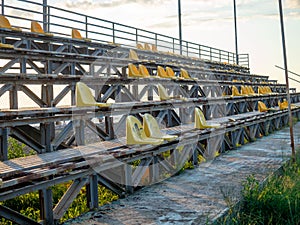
<box><xmin>219</xmin><ymin>150</ymin><xmax>300</xmax><ymax>225</ymax></box>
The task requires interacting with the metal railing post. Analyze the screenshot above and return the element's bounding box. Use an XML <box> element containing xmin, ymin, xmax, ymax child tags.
<box><xmin>112</xmin><ymin>23</ymin><xmax>115</xmax><ymax>43</ymax></box>
<box><xmin>43</xmin><ymin>0</ymin><xmax>48</xmax><ymax>32</ymax></box>
<box><xmin>1</xmin><ymin>0</ymin><xmax>4</xmax><ymax>15</ymax></box>
<box><xmin>85</xmin><ymin>16</ymin><xmax>88</xmax><ymax>38</ymax></box>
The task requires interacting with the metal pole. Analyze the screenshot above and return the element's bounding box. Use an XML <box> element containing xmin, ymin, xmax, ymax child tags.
<box><xmin>43</xmin><ymin>0</ymin><xmax>47</xmax><ymax>32</ymax></box>
<box><xmin>233</xmin><ymin>0</ymin><xmax>239</xmax><ymax>65</ymax></box>
<box><xmin>178</xmin><ymin>0</ymin><xmax>182</xmax><ymax>55</ymax></box>
<box><xmin>278</xmin><ymin>0</ymin><xmax>296</xmax><ymax>162</ymax></box>
<box><xmin>1</xmin><ymin>0</ymin><xmax>4</xmax><ymax>15</ymax></box>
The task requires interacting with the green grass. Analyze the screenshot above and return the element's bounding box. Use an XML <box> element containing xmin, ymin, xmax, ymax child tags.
<box><xmin>220</xmin><ymin>151</ymin><xmax>300</xmax><ymax>225</ymax></box>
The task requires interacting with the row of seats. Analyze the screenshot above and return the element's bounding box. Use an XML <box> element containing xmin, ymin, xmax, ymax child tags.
<box><xmin>126</xmin><ymin>108</ymin><xmax>220</xmax><ymax>145</ymax></box>
<box><xmin>0</xmin><ymin>15</ymin><xmax>90</xmax><ymax>46</ymax></box>
<box><xmin>231</xmin><ymin>85</ymin><xmax>276</xmax><ymax>97</ymax></box>
<box><xmin>136</xmin><ymin>42</ymin><xmax>157</xmax><ymax>52</ymax></box>
<box><xmin>128</xmin><ymin>63</ymin><xmax>193</xmax><ymax>80</ymax></box>
<box><xmin>258</xmin><ymin>99</ymin><xmax>298</xmax><ymax>112</ymax></box>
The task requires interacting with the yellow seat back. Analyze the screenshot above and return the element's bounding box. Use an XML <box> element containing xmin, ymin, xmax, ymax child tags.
<box><xmin>151</xmin><ymin>44</ymin><xmax>157</xmax><ymax>52</ymax></box>
<box><xmin>136</xmin><ymin>43</ymin><xmax>144</xmax><ymax>50</ymax></box>
<box><xmin>76</xmin><ymin>82</ymin><xmax>110</xmax><ymax>107</ymax></box>
<box><xmin>126</xmin><ymin>116</ymin><xmax>163</xmax><ymax>145</ymax></box>
<box><xmin>248</xmin><ymin>86</ymin><xmax>256</xmax><ymax>95</ymax></box>
<box><xmin>258</xmin><ymin>101</ymin><xmax>269</xmax><ymax>112</ymax></box>
<box><xmin>31</xmin><ymin>21</ymin><xmax>44</xmax><ymax>33</ymax></box>
<box><xmin>144</xmin><ymin>43</ymin><xmax>151</xmax><ymax>50</ymax></box>
<box><xmin>194</xmin><ymin>108</ymin><xmax>219</xmax><ymax>129</ymax></box>
<box><xmin>241</xmin><ymin>85</ymin><xmax>249</xmax><ymax>95</ymax></box>
<box><xmin>157</xmin><ymin>84</ymin><xmax>170</xmax><ymax>101</ymax></box>
<box><xmin>138</xmin><ymin>64</ymin><xmax>150</xmax><ymax>77</ymax></box>
<box><xmin>143</xmin><ymin>113</ymin><xmax>177</xmax><ymax>141</ymax></box>
<box><xmin>180</xmin><ymin>68</ymin><xmax>191</xmax><ymax>79</ymax></box>
<box><xmin>129</xmin><ymin>49</ymin><xmax>139</xmax><ymax>61</ymax></box>
<box><xmin>232</xmin><ymin>86</ymin><xmax>242</xmax><ymax>96</ymax></box>
<box><xmin>278</xmin><ymin>99</ymin><xmax>288</xmax><ymax>110</ymax></box>
<box><xmin>0</xmin><ymin>15</ymin><xmax>21</xmax><ymax>31</ymax></box>
<box><xmin>166</xmin><ymin>67</ymin><xmax>176</xmax><ymax>78</ymax></box>
<box><xmin>157</xmin><ymin>66</ymin><xmax>169</xmax><ymax>78</ymax></box>
<box><xmin>128</xmin><ymin>63</ymin><xmax>142</xmax><ymax>78</ymax></box>
<box><xmin>0</xmin><ymin>15</ymin><xmax>12</xmax><ymax>29</ymax></box>
<box><xmin>72</xmin><ymin>29</ymin><xmax>83</xmax><ymax>39</ymax></box>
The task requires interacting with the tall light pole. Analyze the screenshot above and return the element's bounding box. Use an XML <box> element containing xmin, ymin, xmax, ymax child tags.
<box><xmin>178</xmin><ymin>0</ymin><xmax>182</xmax><ymax>55</ymax></box>
<box><xmin>278</xmin><ymin>0</ymin><xmax>296</xmax><ymax>162</ymax></box>
<box><xmin>233</xmin><ymin>0</ymin><xmax>239</xmax><ymax>64</ymax></box>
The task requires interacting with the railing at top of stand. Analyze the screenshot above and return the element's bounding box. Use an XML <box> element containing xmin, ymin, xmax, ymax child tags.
<box><xmin>0</xmin><ymin>0</ymin><xmax>249</xmax><ymax>68</ymax></box>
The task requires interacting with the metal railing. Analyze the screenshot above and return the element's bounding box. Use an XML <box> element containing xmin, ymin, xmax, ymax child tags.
<box><xmin>1</xmin><ymin>0</ymin><xmax>249</xmax><ymax>67</ymax></box>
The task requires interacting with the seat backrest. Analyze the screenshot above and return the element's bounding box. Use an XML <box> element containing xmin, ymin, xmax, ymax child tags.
<box><xmin>0</xmin><ymin>15</ymin><xmax>12</xmax><ymax>29</ymax></box>
<box><xmin>136</xmin><ymin>43</ymin><xmax>144</xmax><ymax>50</ymax></box>
<box><xmin>180</xmin><ymin>68</ymin><xmax>191</xmax><ymax>79</ymax></box>
<box><xmin>258</xmin><ymin>101</ymin><xmax>268</xmax><ymax>112</ymax></box>
<box><xmin>144</xmin><ymin>43</ymin><xmax>151</xmax><ymax>50</ymax></box>
<box><xmin>143</xmin><ymin>113</ymin><xmax>163</xmax><ymax>138</ymax></box>
<box><xmin>151</xmin><ymin>44</ymin><xmax>157</xmax><ymax>51</ymax></box>
<box><xmin>248</xmin><ymin>86</ymin><xmax>256</xmax><ymax>94</ymax></box>
<box><xmin>232</xmin><ymin>86</ymin><xmax>241</xmax><ymax>96</ymax></box>
<box><xmin>138</xmin><ymin>64</ymin><xmax>150</xmax><ymax>77</ymax></box>
<box><xmin>129</xmin><ymin>49</ymin><xmax>139</xmax><ymax>61</ymax></box>
<box><xmin>75</xmin><ymin>82</ymin><xmax>96</xmax><ymax>107</ymax></box>
<box><xmin>194</xmin><ymin>108</ymin><xmax>208</xmax><ymax>129</ymax></box>
<box><xmin>128</xmin><ymin>63</ymin><xmax>141</xmax><ymax>77</ymax></box>
<box><xmin>166</xmin><ymin>67</ymin><xmax>175</xmax><ymax>78</ymax></box>
<box><xmin>258</xmin><ymin>86</ymin><xmax>265</xmax><ymax>94</ymax></box>
<box><xmin>72</xmin><ymin>29</ymin><xmax>83</xmax><ymax>39</ymax></box>
<box><xmin>157</xmin><ymin>66</ymin><xmax>168</xmax><ymax>78</ymax></box>
<box><xmin>31</xmin><ymin>21</ymin><xmax>44</xmax><ymax>33</ymax></box>
<box><xmin>157</xmin><ymin>84</ymin><xmax>170</xmax><ymax>101</ymax></box>
<box><xmin>241</xmin><ymin>85</ymin><xmax>248</xmax><ymax>95</ymax></box>
<box><xmin>126</xmin><ymin>115</ymin><xmax>147</xmax><ymax>140</ymax></box>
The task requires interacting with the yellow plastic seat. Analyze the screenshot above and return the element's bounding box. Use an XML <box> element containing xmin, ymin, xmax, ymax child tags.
<box><xmin>247</xmin><ymin>86</ymin><xmax>258</xmax><ymax>96</ymax></box>
<box><xmin>0</xmin><ymin>15</ymin><xmax>21</xmax><ymax>31</ymax></box>
<box><xmin>0</xmin><ymin>43</ymin><xmax>14</xmax><ymax>49</ymax></box>
<box><xmin>231</xmin><ymin>86</ymin><xmax>243</xmax><ymax>96</ymax></box>
<box><xmin>165</xmin><ymin>67</ymin><xmax>177</xmax><ymax>79</ymax></box>
<box><xmin>136</xmin><ymin>43</ymin><xmax>144</xmax><ymax>50</ymax></box>
<box><xmin>75</xmin><ymin>82</ymin><xmax>110</xmax><ymax>107</ymax></box>
<box><xmin>258</xmin><ymin>101</ymin><xmax>276</xmax><ymax>113</ymax></box>
<box><xmin>194</xmin><ymin>108</ymin><xmax>220</xmax><ymax>129</ymax></box>
<box><xmin>241</xmin><ymin>85</ymin><xmax>250</xmax><ymax>95</ymax></box>
<box><xmin>129</xmin><ymin>49</ymin><xmax>139</xmax><ymax>61</ymax></box>
<box><xmin>144</xmin><ymin>43</ymin><xmax>151</xmax><ymax>50</ymax></box>
<box><xmin>278</xmin><ymin>99</ymin><xmax>288</xmax><ymax>110</ymax></box>
<box><xmin>258</xmin><ymin>86</ymin><xmax>267</xmax><ymax>95</ymax></box>
<box><xmin>143</xmin><ymin>113</ymin><xmax>178</xmax><ymax>141</ymax></box>
<box><xmin>126</xmin><ymin>115</ymin><xmax>164</xmax><ymax>145</ymax></box>
<box><xmin>71</xmin><ymin>29</ymin><xmax>91</xmax><ymax>42</ymax></box>
<box><xmin>128</xmin><ymin>63</ymin><xmax>143</xmax><ymax>78</ymax></box>
<box><xmin>138</xmin><ymin>64</ymin><xmax>151</xmax><ymax>78</ymax></box>
<box><xmin>151</xmin><ymin>44</ymin><xmax>158</xmax><ymax>52</ymax></box>
<box><xmin>157</xmin><ymin>66</ymin><xmax>170</xmax><ymax>79</ymax></box>
<box><xmin>180</xmin><ymin>68</ymin><xmax>193</xmax><ymax>80</ymax></box>
<box><xmin>31</xmin><ymin>21</ymin><xmax>53</xmax><ymax>36</ymax></box>
<box><xmin>157</xmin><ymin>84</ymin><xmax>187</xmax><ymax>101</ymax></box>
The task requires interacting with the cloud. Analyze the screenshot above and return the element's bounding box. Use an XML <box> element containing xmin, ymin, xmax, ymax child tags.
<box><xmin>286</xmin><ymin>0</ymin><xmax>300</xmax><ymax>8</ymax></box>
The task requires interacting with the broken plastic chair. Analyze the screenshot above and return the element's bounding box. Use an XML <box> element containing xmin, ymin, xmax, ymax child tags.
<box><xmin>231</xmin><ymin>86</ymin><xmax>243</xmax><ymax>96</ymax></box>
<box><xmin>143</xmin><ymin>113</ymin><xmax>178</xmax><ymax>141</ymax></box>
<box><xmin>157</xmin><ymin>84</ymin><xmax>187</xmax><ymax>101</ymax></box>
<box><xmin>0</xmin><ymin>42</ymin><xmax>14</xmax><ymax>49</ymax></box>
<box><xmin>126</xmin><ymin>115</ymin><xmax>164</xmax><ymax>145</ymax></box>
<box><xmin>31</xmin><ymin>21</ymin><xmax>53</xmax><ymax>36</ymax></box>
<box><xmin>0</xmin><ymin>15</ymin><xmax>22</xmax><ymax>31</ymax></box>
<box><xmin>128</xmin><ymin>63</ymin><xmax>144</xmax><ymax>78</ymax></box>
<box><xmin>194</xmin><ymin>108</ymin><xmax>220</xmax><ymax>129</ymax></box>
<box><xmin>71</xmin><ymin>29</ymin><xmax>91</xmax><ymax>41</ymax></box>
<box><xmin>257</xmin><ymin>101</ymin><xmax>276</xmax><ymax>113</ymax></box>
<box><xmin>75</xmin><ymin>82</ymin><xmax>110</xmax><ymax>107</ymax></box>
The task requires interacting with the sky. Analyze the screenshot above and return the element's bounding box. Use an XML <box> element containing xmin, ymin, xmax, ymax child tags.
<box><xmin>4</xmin><ymin>0</ymin><xmax>300</xmax><ymax>90</ymax></box>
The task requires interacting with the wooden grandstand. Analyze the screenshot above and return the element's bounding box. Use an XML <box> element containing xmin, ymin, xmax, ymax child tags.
<box><xmin>0</xmin><ymin>1</ymin><xmax>300</xmax><ymax>224</ymax></box>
